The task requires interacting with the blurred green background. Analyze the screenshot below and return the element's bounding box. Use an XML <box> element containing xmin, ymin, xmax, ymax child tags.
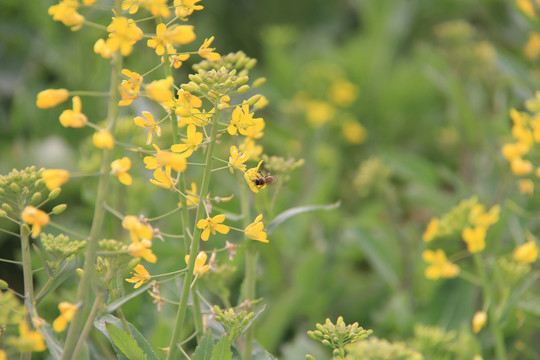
<box><xmin>2</xmin><ymin>0</ymin><xmax>540</xmax><ymax>359</ymax></box>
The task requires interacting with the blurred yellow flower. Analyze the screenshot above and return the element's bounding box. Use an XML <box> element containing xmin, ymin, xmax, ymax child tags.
<box><xmin>128</xmin><ymin>240</ymin><xmax>157</xmax><ymax>263</ymax></box>
<box><xmin>106</xmin><ymin>16</ymin><xmax>143</xmax><ymax>56</ymax></box>
<box><xmin>185</xmin><ymin>251</ymin><xmax>211</xmax><ymax>276</ymax></box>
<box><xmin>305</xmin><ymin>100</ymin><xmax>335</xmax><ymax>127</ymax></box>
<box><xmin>111</xmin><ymin>157</ymin><xmax>133</xmax><ymax>186</ymax></box>
<box><xmin>197</xmin><ymin>214</ymin><xmax>230</xmax><ymax>241</ymax></box>
<box><xmin>501</xmin><ymin>142</ymin><xmax>528</xmax><ymax>161</ymax></box>
<box><xmin>122</xmin><ymin>215</ymin><xmax>153</xmax><ymax>242</ymax></box>
<box><xmin>178</xmin><ymin>182</ymin><xmax>199</xmax><ymax>208</ymax></box>
<box><xmin>468</xmin><ymin>204</ymin><xmax>500</xmax><ymax>228</ymax></box>
<box><xmin>36</xmin><ymin>88</ymin><xmax>69</xmax><ymax>109</ymax></box>
<box><xmin>8</xmin><ymin>322</ymin><xmax>46</xmax><ymax>352</ymax></box>
<box><xmin>422</xmin><ymin>249</ymin><xmax>459</xmax><ymax>279</ymax></box>
<box><xmin>144</xmin><ymin>144</ymin><xmax>187</xmax><ymax>172</ymax></box>
<box><xmin>198</xmin><ymin>36</ymin><xmax>221</xmax><ymax>60</ymax></box>
<box><xmin>119</xmin><ymin>69</ymin><xmax>143</xmax><ymax>106</ymax></box>
<box><xmin>150</xmin><ymin>167</ymin><xmax>176</xmax><ymax>189</ymax></box>
<box><xmin>422</xmin><ymin>218</ymin><xmax>439</xmax><ymax>242</ymax></box>
<box><xmin>517</xmin><ymin>0</ymin><xmax>538</xmax><ymax>19</ymax></box>
<box><xmin>327</xmin><ymin>79</ymin><xmax>359</xmax><ymax>107</ymax></box>
<box><xmin>518</xmin><ymin>179</ymin><xmax>534</xmax><ymax>195</ymax></box>
<box><xmin>513</xmin><ymin>241</ymin><xmax>538</xmax><ymax>263</ymax></box>
<box><xmin>511</xmin><ymin>157</ymin><xmax>533</xmax><ymax>175</ymax></box>
<box><xmin>472</xmin><ymin>311</ymin><xmax>487</xmax><ymax>333</ymax></box>
<box><xmin>48</xmin><ymin>0</ymin><xmax>85</xmax><ymax>31</ymax></box>
<box><xmin>174</xmin><ymin>0</ymin><xmax>204</xmax><ymax>20</ymax></box>
<box><xmin>21</xmin><ymin>206</ymin><xmax>50</xmax><ymax>238</ymax></box>
<box><xmin>245</xmin><ymin>214</ymin><xmax>269</xmax><ymax>243</ymax></box>
<box><xmin>462</xmin><ymin>226</ymin><xmax>486</xmax><ymax>253</ymax></box>
<box><xmin>42</xmin><ymin>169</ymin><xmax>70</xmax><ymax>190</ymax></box>
<box><xmin>59</xmin><ymin>96</ymin><xmax>87</xmax><ymax>128</ymax></box>
<box><xmin>126</xmin><ymin>264</ymin><xmax>151</xmax><ymax>288</ymax></box>
<box><xmin>93</xmin><ymin>129</ymin><xmax>114</xmax><ymax>150</ymax></box>
<box><xmin>342</xmin><ymin>120</ymin><xmax>366</xmax><ymax>145</ymax></box>
<box><xmin>146</xmin><ymin>77</ymin><xmax>174</xmax><ymax>104</ymax></box>
<box><xmin>134</xmin><ymin>111</ymin><xmax>161</xmax><ymax>145</ymax></box>
<box><xmin>53</xmin><ymin>302</ymin><xmax>78</xmax><ymax>332</ymax></box>
<box><xmin>94</xmin><ymin>38</ymin><xmax>112</xmax><ymax>58</ymax></box>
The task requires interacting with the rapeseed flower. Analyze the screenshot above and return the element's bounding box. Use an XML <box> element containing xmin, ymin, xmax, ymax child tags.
<box><xmin>36</xmin><ymin>88</ymin><xmax>69</xmax><ymax>108</ymax></box>
<box><xmin>174</xmin><ymin>0</ymin><xmax>204</xmax><ymax>20</ymax></box>
<box><xmin>244</xmin><ymin>160</ymin><xmax>264</xmax><ymax>193</ymax></box>
<box><xmin>134</xmin><ymin>111</ymin><xmax>161</xmax><ymax>145</ymax></box>
<box><xmin>518</xmin><ymin>179</ymin><xmax>534</xmax><ymax>195</ymax></box>
<box><xmin>8</xmin><ymin>322</ymin><xmax>46</xmax><ymax>352</ymax></box>
<box><xmin>42</xmin><ymin>169</ymin><xmax>70</xmax><ymax>190</ymax></box>
<box><xmin>53</xmin><ymin>302</ymin><xmax>78</xmax><ymax>332</ymax></box>
<box><xmin>166</xmin><ymin>89</ymin><xmax>202</xmax><ymax>119</ymax></box>
<box><xmin>111</xmin><ymin>157</ymin><xmax>133</xmax><ymax>185</ymax></box>
<box><xmin>126</xmin><ymin>264</ymin><xmax>151</xmax><ymax>288</ymax></box>
<box><xmin>510</xmin><ymin>157</ymin><xmax>533</xmax><ymax>175</ymax></box>
<box><xmin>228</xmin><ymin>145</ymin><xmax>249</xmax><ymax>173</ymax></box>
<box><xmin>245</xmin><ymin>214</ymin><xmax>268</xmax><ymax>243</ymax></box>
<box><xmin>462</xmin><ymin>226</ymin><xmax>486</xmax><ymax>253</ymax></box>
<box><xmin>198</xmin><ymin>36</ymin><xmax>221</xmax><ymax>60</ymax></box>
<box><xmin>327</xmin><ymin>79</ymin><xmax>358</xmax><ymax>107</ymax></box>
<box><xmin>185</xmin><ymin>251</ymin><xmax>211</xmax><ymax>276</ymax></box>
<box><xmin>21</xmin><ymin>206</ymin><xmax>50</xmax><ymax>238</ymax></box>
<box><xmin>122</xmin><ymin>215</ymin><xmax>153</xmax><ymax>242</ymax></box>
<box><xmin>119</xmin><ymin>69</ymin><xmax>143</xmax><ymax>106</ymax></box>
<box><xmin>93</xmin><ymin>129</ymin><xmax>114</xmax><ymax>150</ymax></box>
<box><xmin>305</xmin><ymin>100</ymin><xmax>335</xmax><ymax>127</ymax></box>
<box><xmin>171</xmin><ymin>125</ymin><xmax>203</xmax><ymax>157</ymax></box>
<box><xmin>422</xmin><ymin>249</ymin><xmax>459</xmax><ymax>279</ymax></box>
<box><xmin>128</xmin><ymin>240</ymin><xmax>157</xmax><ymax>263</ymax></box>
<box><xmin>48</xmin><ymin>0</ymin><xmax>85</xmax><ymax>31</ymax></box>
<box><xmin>513</xmin><ymin>241</ymin><xmax>538</xmax><ymax>263</ymax></box>
<box><xmin>94</xmin><ymin>38</ymin><xmax>112</xmax><ymax>58</ymax></box>
<box><xmin>422</xmin><ymin>218</ymin><xmax>439</xmax><ymax>242</ymax></box>
<box><xmin>105</xmin><ymin>16</ymin><xmax>143</xmax><ymax>56</ymax></box>
<box><xmin>239</xmin><ymin>138</ymin><xmax>263</xmax><ymax>161</ymax></box>
<box><xmin>150</xmin><ymin>167</ymin><xmax>176</xmax><ymax>189</ymax></box>
<box><xmin>342</xmin><ymin>120</ymin><xmax>366</xmax><ymax>144</ymax></box>
<box><xmin>146</xmin><ymin>77</ymin><xmax>174</xmax><ymax>104</ymax></box>
<box><xmin>144</xmin><ymin>144</ymin><xmax>187</xmax><ymax>172</ymax></box>
<box><xmin>472</xmin><ymin>311</ymin><xmax>487</xmax><ymax>333</ymax></box>
<box><xmin>147</xmin><ymin>23</ymin><xmax>195</xmax><ymax>56</ymax></box>
<box><xmin>59</xmin><ymin>96</ymin><xmax>87</xmax><ymax>128</ymax></box>
<box><xmin>197</xmin><ymin>214</ymin><xmax>230</xmax><ymax>241</ymax></box>
<box><xmin>178</xmin><ymin>182</ymin><xmax>199</xmax><ymax>208</ymax></box>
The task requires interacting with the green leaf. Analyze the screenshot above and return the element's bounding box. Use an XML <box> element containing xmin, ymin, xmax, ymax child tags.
<box><xmin>104</xmin><ymin>283</ymin><xmax>152</xmax><ymax>313</ymax></box>
<box><xmin>210</xmin><ymin>335</ymin><xmax>232</xmax><ymax>360</ymax></box>
<box><xmin>267</xmin><ymin>201</ymin><xmax>340</xmax><ymax>235</ymax></box>
<box><xmin>192</xmin><ymin>331</ymin><xmax>215</xmax><ymax>360</ymax></box>
<box><xmin>105</xmin><ymin>322</ymin><xmax>147</xmax><ymax>360</ymax></box>
<box><xmin>94</xmin><ymin>314</ymin><xmax>159</xmax><ymax>360</ymax></box>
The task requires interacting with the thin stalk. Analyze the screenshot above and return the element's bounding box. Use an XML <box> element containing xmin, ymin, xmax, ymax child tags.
<box><xmin>20</xmin><ymin>225</ymin><xmax>33</xmax><ymax>360</ymax></box>
<box><xmin>166</xmin><ymin>97</ymin><xmax>221</xmax><ymax>360</ymax></box>
<box><xmin>61</xmin><ymin>5</ymin><xmax>123</xmax><ymax>356</ymax></box>
<box><xmin>238</xmin><ymin>172</ymin><xmax>255</xmax><ymax>360</ymax></box>
<box><xmin>72</xmin><ymin>292</ymin><xmax>105</xmax><ymax>360</ymax></box>
<box><xmin>161</xmin><ymin>38</ymin><xmax>203</xmax><ymax>339</ymax></box>
<box><xmin>473</xmin><ymin>253</ymin><xmax>506</xmax><ymax>360</ymax></box>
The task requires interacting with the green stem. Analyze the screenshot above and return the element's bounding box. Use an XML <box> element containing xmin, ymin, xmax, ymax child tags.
<box><xmin>238</xmin><ymin>172</ymin><xmax>255</xmax><ymax>360</ymax></box>
<box><xmin>61</xmin><ymin>7</ymin><xmax>123</xmax><ymax>356</ymax></box>
<box><xmin>20</xmin><ymin>225</ymin><xmax>33</xmax><ymax>360</ymax></box>
<box><xmin>166</xmin><ymin>96</ymin><xmax>221</xmax><ymax>360</ymax></box>
<box><xmin>72</xmin><ymin>292</ymin><xmax>104</xmax><ymax>360</ymax></box>
<box><xmin>473</xmin><ymin>253</ymin><xmax>506</xmax><ymax>360</ymax></box>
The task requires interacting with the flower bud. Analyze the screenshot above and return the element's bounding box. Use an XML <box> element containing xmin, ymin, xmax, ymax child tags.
<box><xmin>181</xmin><ymin>82</ymin><xmax>200</xmax><ymax>93</ymax></box>
<box><xmin>31</xmin><ymin>193</ymin><xmax>42</xmax><ymax>203</ymax></box>
<box><xmin>246</xmin><ymin>94</ymin><xmax>261</xmax><ymax>106</ymax></box>
<box><xmin>0</xmin><ymin>209</ymin><xmax>6</xmax><ymax>217</ymax></box>
<box><xmin>9</xmin><ymin>183</ymin><xmax>20</xmax><ymax>193</ymax></box>
<box><xmin>48</xmin><ymin>188</ymin><xmax>62</xmax><ymax>200</ymax></box>
<box><xmin>2</xmin><ymin>203</ymin><xmax>13</xmax><ymax>213</ymax></box>
<box><xmin>76</xmin><ymin>268</ymin><xmax>84</xmax><ymax>277</ymax></box>
<box><xmin>245</xmin><ymin>59</ymin><xmax>257</xmax><ymax>70</ymax></box>
<box><xmin>52</xmin><ymin>204</ymin><xmax>67</xmax><ymax>215</ymax></box>
<box><xmin>237</xmin><ymin>85</ymin><xmax>250</xmax><ymax>94</ymax></box>
<box><xmin>36</xmin><ymin>89</ymin><xmax>69</xmax><ymax>109</ymax></box>
<box><xmin>253</xmin><ymin>77</ymin><xmax>266</xmax><ymax>87</ymax></box>
<box><xmin>199</xmin><ymin>84</ymin><xmax>210</xmax><ymax>93</ymax></box>
<box><xmin>235</xmin><ymin>76</ymin><xmax>249</xmax><ymax>87</ymax></box>
<box><xmin>21</xmin><ymin>223</ymin><xmax>31</xmax><ymax>237</ymax></box>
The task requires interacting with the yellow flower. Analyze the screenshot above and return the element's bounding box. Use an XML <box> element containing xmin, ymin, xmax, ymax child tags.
<box><xmin>59</xmin><ymin>96</ymin><xmax>87</xmax><ymax>128</ymax></box>
<box><xmin>141</xmin><ymin>0</ymin><xmax>171</xmax><ymax>18</ymax></box>
<box><xmin>468</xmin><ymin>204</ymin><xmax>500</xmax><ymax>228</ymax></box>
<box><xmin>253</xmin><ymin>95</ymin><xmax>269</xmax><ymax>110</ymax></box>
<box><xmin>21</xmin><ymin>206</ymin><xmax>50</xmax><ymax>238</ymax></box>
<box><xmin>513</xmin><ymin>241</ymin><xmax>538</xmax><ymax>263</ymax></box>
<box><xmin>185</xmin><ymin>251</ymin><xmax>211</xmax><ymax>276</ymax></box>
<box><xmin>53</xmin><ymin>302</ymin><xmax>78</xmax><ymax>332</ymax></box>
<box><xmin>239</xmin><ymin>137</ymin><xmax>263</xmax><ymax>161</ymax></box>
<box><xmin>197</xmin><ymin>214</ymin><xmax>230</xmax><ymax>241</ymax></box>
<box><xmin>144</xmin><ymin>144</ymin><xmax>187</xmax><ymax>172</ymax></box>
<box><xmin>0</xmin><ymin>349</ymin><xmax>6</xmax><ymax>360</ymax></box>
<box><xmin>122</xmin><ymin>215</ymin><xmax>153</xmax><ymax>242</ymax></box>
<box><xmin>198</xmin><ymin>36</ymin><xmax>221</xmax><ymax>60</ymax></box>
<box><xmin>518</xmin><ymin>179</ymin><xmax>534</xmax><ymax>195</ymax></box>
<box><xmin>305</xmin><ymin>100</ymin><xmax>335</xmax><ymax>127</ymax></box>
<box><xmin>245</xmin><ymin>214</ymin><xmax>269</xmax><ymax>243</ymax></box>
<box><xmin>244</xmin><ymin>160</ymin><xmax>264</xmax><ymax>193</ymax></box>
<box><xmin>105</xmin><ymin>16</ymin><xmax>143</xmax><ymax>56</ymax></box>
<box><xmin>93</xmin><ymin>129</ymin><xmax>114</xmax><ymax>150</ymax></box>
<box><xmin>228</xmin><ymin>103</ymin><xmax>265</xmax><ymax>138</ymax></box>
<box><xmin>146</xmin><ymin>77</ymin><xmax>174</xmax><ymax>104</ymax></box>
<box><xmin>119</xmin><ymin>69</ymin><xmax>143</xmax><ymax>106</ymax></box>
<box><xmin>8</xmin><ymin>322</ymin><xmax>46</xmax><ymax>352</ymax></box>
<box><xmin>228</xmin><ymin>145</ymin><xmax>249</xmax><ymax>173</ymax></box>
<box><xmin>178</xmin><ymin>108</ymin><xmax>213</xmax><ymax>127</ymax></box>
<box><xmin>42</xmin><ymin>169</ymin><xmax>70</xmax><ymax>190</ymax></box>
<box><xmin>174</xmin><ymin>0</ymin><xmax>204</xmax><ymax>20</ymax></box>
<box><xmin>501</xmin><ymin>142</ymin><xmax>528</xmax><ymax>161</ymax></box>
<box><xmin>150</xmin><ymin>167</ymin><xmax>176</xmax><ymax>189</ymax></box>
<box><xmin>166</xmin><ymin>89</ymin><xmax>202</xmax><ymax>119</ymax></box>
<box><xmin>164</xmin><ymin>45</ymin><xmax>190</xmax><ymax>68</ymax></box>
<box><xmin>462</xmin><ymin>226</ymin><xmax>486</xmax><ymax>253</ymax></box>
<box><xmin>171</xmin><ymin>125</ymin><xmax>203</xmax><ymax>158</ymax></box>
<box><xmin>94</xmin><ymin>38</ymin><xmax>112</xmax><ymax>59</ymax></box>
<box><xmin>126</xmin><ymin>264</ymin><xmax>151</xmax><ymax>288</ymax></box>
<box><xmin>422</xmin><ymin>249</ymin><xmax>459</xmax><ymax>280</ymax></box>
<box><xmin>517</xmin><ymin>0</ymin><xmax>537</xmax><ymax>19</ymax></box>
<box><xmin>36</xmin><ymin>88</ymin><xmax>69</xmax><ymax>108</ymax></box>
<box><xmin>147</xmin><ymin>23</ymin><xmax>195</xmax><ymax>56</ymax></box>
<box><xmin>134</xmin><ymin>111</ymin><xmax>162</xmax><ymax>145</ymax></box>
<box><xmin>327</xmin><ymin>79</ymin><xmax>359</xmax><ymax>107</ymax></box>
<box><xmin>111</xmin><ymin>157</ymin><xmax>133</xmax><ymax>186</ymax></box>
<box><xmin>422</xmin><ymin>218</ymin><xmax>439</xmax><ymax>242</ymax></box>
<box><xmin>48</xmin><ymin>0</ymin><xmax>85</xmax><ymax>31</ymax></box>
<box><xmin>128</xmin><ymin>240</ymin><xmax>157</xmax><ymax>263</ymax></box>
<box><xmin>510</xmin><ymin>157</ymin><xmax>533</xmax><ymax>175</ymax></box>
<box><xmin>472</xmin><ymin>311</ymin><xmax>487</xmax><ymax>333</ymax></box>
<box><xmin>341</xmin><ymin>120</ymin><xmax>366</xmax><ymax>144</ymax></box>
<box><xmin>178</xmin><ymin>182</ymin><xmax>199</xmax><ymax>208</ymax></box>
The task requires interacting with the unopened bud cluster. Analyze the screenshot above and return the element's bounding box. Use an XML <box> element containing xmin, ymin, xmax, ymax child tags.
<box><xmin>41</xmin><ymin>233</ymin><xmax>86</xmax><ymax>264</ymax></box>
<box><xmin>212</xmin><ymin>305</ymin><xmax>256</xmax><ymax>342</ymax></box>
<box><xmin>307</xmin><ymin>316</ymin><xmax>372</xmax><ymax>357</ymax></box>
<box><xmin>262</xmin><ymin>155</ymin><xmax>304</xmax><ymax>174</ymax></box>
<box><xmin>0</xmin><ymin>167</ymin><xmax>46</xmax><ymax>215</ymax></box>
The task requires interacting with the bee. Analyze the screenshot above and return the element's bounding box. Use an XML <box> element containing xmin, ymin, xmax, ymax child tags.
<box><xmin>253</xmin><ymin>171</ymin><xmax>274</xmax><ymax>187</ymax></box>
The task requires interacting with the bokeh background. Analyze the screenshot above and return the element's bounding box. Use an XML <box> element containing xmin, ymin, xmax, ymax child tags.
<box><xmin>2</xmin><ymin>0</ymin><xmax>540</xmax><ymax>358</ymax></box>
